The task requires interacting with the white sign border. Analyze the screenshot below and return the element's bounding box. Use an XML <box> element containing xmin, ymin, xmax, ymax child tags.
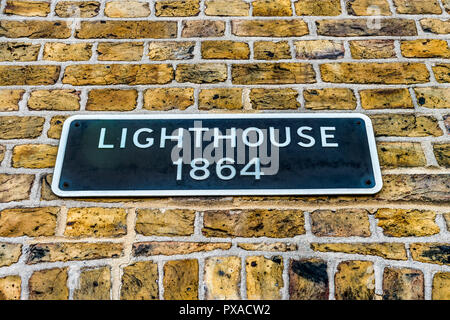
<box><xmin>52</xmin><ymin>113</ymin><xmax>383</xmax><ymax>197</ymax></box>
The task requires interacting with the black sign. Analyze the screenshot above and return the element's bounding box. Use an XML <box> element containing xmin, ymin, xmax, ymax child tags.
<box><xmin>52</xmin><ymin>114</ymin><xmax>382</xmax><ymax>197</ymax></box>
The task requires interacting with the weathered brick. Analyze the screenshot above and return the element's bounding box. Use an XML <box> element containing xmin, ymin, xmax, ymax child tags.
<box><xmin>86</xmin><ymin>89</ymin><xmax>138</xmax><ymax>111</ymax></box>
<box><xmin>289</xmin><ymin>259</ymin><xmax>328</xmax><ymax>300</ymax></box>
<box><xmin>250</xmin><ymin>88</ymin><xmax>299</xmax><ymax>110</ymax></box>
<box><xmin>295</xmin><ymin>40</ymin><xmax>344</xmax><ymax>60</ymax></box>
<box><xmin>199</xmin><ymin>88</ymin><xmax>243</xmax><ymax>110</ymax></box>
<box><xmin>444</xmin><ymin>115</ymin><xmax>450</xmax><ymax>134</ymax></box>
<box><xmin>253</xmin><ymin>0</ymin><xmax>292</xmax><ymax>16</ymax></box>
<box><xmin>0</xmin><ymin>174</ymin><xmax>34</xmax><ymax>203</ymax></box>
<box><xmin>232</xmin><ymin>19</ymin><xmax>309</xmax><ymax>37</ymax></box>
<box><xmin>27</xmin><ymin>243</ymin><xmax>123</xmax><ymax>264</ymax></box>
<box><xmin>29</xmin><ymin>268</ymin><xmax>68</xmax><ymax>300</ymax></box>
<box><xmin>420</xmin><ymin>18</ymin><xmax>450</xmax><ymax>35</ymax></box>
<box><xmin>304</xmin><ymin>88</ymin><xmax>356</xmax><ymax>110</ymax></box>
<box><xmin>205</xmin><ymin>0</ymin><xmax>249</xmax><ymax>16</ymax></box>
<box><xmin>371</xmin><ymin>114</ymin><xmax>442</xmax><ymax>137</ymax></box>
<box><xmin>203</xmin><ymin>209</ymin><xmax>305</xmax><ymax>238</ymax></box>
<box><xmin>0</xmin><ymin>207</ymin><xmax>58</xmax><ymax>237</ymax></box>
<box><xmin>43</xmin><ymin>43</ymin><xmax>92</xmax><ymax>61</ymax></box>
<box><xmin>48</xmin><ymin>116</ymin><xmax>68</xmax><ymax>139</ymax></box>
<box><xmin>376</xmin><ymin>174</ymin><xmax>449</xmax><ymax>203</ymax></box>
<box><xmin>394</xmin><ymin>0</ymin><xmax>442</xmax><ymax>14</ymax></box>
<box><xmin>377</xmin><ymin>142</ymin><xmax>427</xmax><ymax>168</ymax></box>
<box><xmin>444</xmin><ymin>0</ymin><xmax>450</xmax><ymax>13</ymax></box>
<box><xmin>5</xmin><ymin>1</ymin><xmax>50</xmax><ymax>16</ymax></box>
<box><xmin>433</xmin><ymin>144</ymin><xmax>450</xmax><ymax>168</ymax></box>
<box><xmin>73</xmin><ymin>267</ymin><xmax>111</xmax><ymax>300</ymax></box>
<box><xmin>415</xmin><ymin>87</ymin><xmax>450</xmax><ymax>109</ymax></box>
<box><xmin>0</xmin><ymin>90</ymin><xmax>24</xmax><ymax>111</ymax></box>
<box><xmin>0</xmin><ymin>42</ymin><xmax>40</xmax><ymax>61</ymax></box>
<box><xmin>155</xmin><ymin>0</ymin><xmax>199</xmax><ymax>17</ymax></box>
<box><xmin>376</xmin><ymin>209</ymin><xmax>440</xmax><ymax>237</ymax></box>
<box><xmin>383</xmin><ymin>267</ymin><xmax>424</xmax><ymax>300</ymax></box>
<box><xmin>0</xmin><ymin>21</ymin><xmax>71</xmax><ymax>38</ymax></box>
<box><xmin>133</xmin><ymin>241</ymin><xmax>231</xmax><ymax>256</ymax></box>
<box><xmin>432</xmin><ymin>272</ymin><xmax>450</xmax><ymax>300</ymax></box>
<box><xmin>28</xmin><ymin>89</ymin><xmax>80</xmax><ymax>111</ymax></box>
<box><xmin>335</xmin><ymin>261</ymin><xmax>375</xmax><ymax>300</ymax></box>
<box><xmin>295</xmin><ymin>0</ymin><xmax>341</xmax><ymax>16</ymax></box>
<box><xmin>238</xmin><ymin>242</ymin><xmax>297</xmax><ymax>252</ymax></box>
<box><xmin>55</xmin><ymin>1</ymin><xmax>100</xmax><ymax>17</ymax></box>
<box><xmin>347</xmin><ymin>0</ymin><xmax>391</xmax><ymax>15</ymax></box>
<box><xmin>401</xmin><ymin>40</ymin><xmax>450</xmax><ymax>58</ymax></box>
<box><xmin>97</xmin><ymin>42</ymin><xmax>143</xmax><ymax>61</ymax></box>
<box><xmin>121</xmin><ymin>261</ymin><xmax>159</xmax><ymax>300</ymax></box>
<box><xmin>316</xmin><ymin>19</ymin><xmax>417</xmax><ymax>36</ymax></box>
<box><xmin>236</xmin><ymin>174</ymin><xmax>449</xmax><ymax>204</ymax></box>
<box><xmin>410</xmin><ymin>243</ymin><xmax>449</xmax><ymax>265</ymax></box>
<box><xmin>350</xmin><ymin>40</ymin><xmax>396</xmax><ymax>59</ymax></box>
<box><xmin>202</xmin><ymin>41</ymin><xmax>250</xmax><ymax>59</ymax></box>
<box><xmin>433</xmin><ymin>64</ymin><xmax>450</xmax><ymax>83</ymax></box>
<box><xmin>63</xmin><ymin>64</ymin><xmax>173</xmax><ymax>85</ymax></box>
<box><xmin>360</xmin><ymin>88</ymin><xmax>413</xmax><ymax>109</ymax></box>
<box><xmin>136</xmin><ymin>209</ymin><xmax>195</xmax><ymax>236</ymax></box>
<box><xmin>105</xmin><ymin>1</ymin><xmax>150</xmax><ymax>17</ymax></box>
<box><xmin>204</xmin><ymin>256</ymin><xmax>241</xmax><ymax>300</ymax></box>
<box><xmin>444</xmin><ymin>213</ymin><xmax>450</xmax><ymax>231</ymax></box>
<box><xmin>0</xmin><ymin>276</ymin><xmax>21</xmax><ymax>300</ymax></box>
<box><xmin>0</xmin><ymin>243</ymin><xmax>22</xmax><ymax>267</ymax></box>
<box><xmin>233</xmin><ymin>63</ymin><xmax>315</xmax><ymax>84</ymax></box>
<box><xmin>254</xmin><ymin>41</ymin><xmax>291</xmax><ymax>60</ymax></box>
<box><xmin>246</xmin><ymin>256</ymin><xmax>283</xmax><ymax>300</ymax></box>
<box><xmin>144</xmin><ymin>88</ymin><xmax>194</xmax><ymax>110</ymax></box>
<box><xmin>164</xmin><ymin>259</ymin><xmax>198</xmax><ymax>300</ymax></box>
<box><xmin>176</xmin><ymin>63</ymin><xmax>227</xmax><ymax>83</ymax></box>
<box><xmin>12</xmin><ymin>144</ymin><xmax>57</xmax><ymax>168</ymax></box>
<box><xmin>311</xmin><ymin>243</ymin><xmax>407</xmax><ymax>260</ymax></box>
<box><xmin>182</xmin><ymin>20</ymin><xmax>225</xmax><ymax>37</ymax></box>
<box><xmin>65</xmin><ymin>207</ymin><xmax>127</xmax><ymax>238</ymax></box>
<box><xmin>321</xmin><ymin>63</ymin><xmax>429</xmax><ymax>84</ymax></box>
<box><xmin>148</xmin><ymin>41</ymin><xmax>195</xmax><ymax>60</ymax></box>
<box><xmin>76</xmin><ymin>21</ymin><xmax>177</xmax><ymax>39</ymax></box>
<box><xmin>0</xmin><ymin>66</ymin><xmax>60</xmax><ymax>86</ymax></box>
<box><xmin>310</xmin><ymin>209</ymin><xmax>371</xmax><ymax>237</ymax></box>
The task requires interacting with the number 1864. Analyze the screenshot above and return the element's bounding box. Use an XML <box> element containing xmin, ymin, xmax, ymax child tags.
<box><xmin>173</xmin><ymin>157</ymin><xmax>264</xmax><ymax>181</ymax></box>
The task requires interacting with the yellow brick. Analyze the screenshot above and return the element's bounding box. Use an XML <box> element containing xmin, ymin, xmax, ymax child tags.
<box><xmin>0</xmin><ymin>90</ymin><xmax>24</xmax><ymax>111</ymax></box>
<box><xmin>29</xmin><ymin>268</ymin><xmax>68</xmax><ymax>300</ymax></box>
<box><xmin>105</xmin><ymin>1</ymin><xmax>150</xmax><ymax>17</ymax></box>
<box><xmin>253</xmin><ymin>0</ymin><xmax>292</xmax><ymax>16</ymax></box>
<box><xmin>0</xmin><ymin>276</ymin><xmax>21</xmax><ymax>300</ymax></box>
<box><xmin>43</xmin><ymin>43</ymin><xmax>92</xmax><ymax>61</ymax></box>
<box><xmin>360</xmin><ymin>89</ymin><xmax>413</xmax><ymax>109</ymax></box>
<box><xmin>304</xmin><ymin>88</ymin><xmax>356</xmax><ymax>110</ymax></box>
<box><xmin>376</xmin><ymin>209</ymin><xmax>440</xmax><ymax>237</ymax></box>
<box><xmin>5</xmin><ymin>0</ymin><xmax>50</xmax><ymax>16</ymax></box>
<box><xmin>350</xmin><ymin>40</ymin><xmax>396</xmax><ymax>59</ymax></box>
<box><xmin>201</xmin><ymin>41</ymin><xmax>250</xmax><ymax>59</ymax></box>
<box><xmin>394</xmin><ymin>0</ymin><xmax>442</xmax><ymax>14</ymax></box>
<box><xmin>205</xmin><ymin>0</ymin><xmax>249</xmax><ymax>16</ymax></box>
<box><xmin>144</xmin><ymin>88</ymin><xmax>194</xmax><ymax>111</ymax></box>
<box><xmin>347</xmin><ymin>0</ymin><xmax>391</xmax><ymax>16</ymax></box>
<box><xmin>12</xmin><ymin>144</ymin><xmax>57</xmax><ymax>168</ymax></box>
<box><xmin>55</xmin><ymin>1</ymin><xmax>100</xmax><ymax>17</ymax></box>
<box><xmin>28</xmin><ymin>89</ymin><xmax>80</xmax><ymax>111</ymax></box>
<box><xmin>0</xmin><ymin>42</ymin><xmax>40</xmax><ymax>61</ymax></box>
<box><xmin>295</xmin><ymin>0</ymin><xmax>341</xmax><ymax>16</ymax></box>
<box><xmin>155</xmin><ymin>0</ymin><xmax>199</xmax><ymax>17</ymax></box>
<box><xmin>164</xmin><ymin>260</ymin><xmax>198</xmax><ymax>300</ymax></box>
<box><xmin>377</xmin><ymin>142</ymin><xmax>427</xmax><ymax>168</ymax></box>
<box><xmin>199</xmin><ymin>88</ymin><xmax>243</xmax><ymax>110</ymax></box>
<box><xmin>415</xmin><ymin>87</ymin><xmax>450</xmax><ymax>109</ymax></box>
<box><xmin>0</xmin><ymin>207</ymin><xmax>58</xmax><ymax>237</ymax></box>
<box><xmin>254</xmin><ymin>41</ymin><xmax>291</xmax><ymax>60</ymax></box>
<box><xmin>246</xmin><ymin>256</ymin><xmax>283</xmax><ymax>299</ymax></box>
<box><xmin>97</xmin><ymin>42</ymin><xmax>143</xmax><ymax>61</ymax></box>
<box><xmin>250</xmin><ymin>88</ymin><xmax>299</xmax><ymax>110</ymax></box>
<box><xmin>148</xmin><ymin>41</ymin><xmax>195</xmax><ymax>60</ymax></box>
<box><xmin>204</xmin><ymin>257</ymin><xmax>241</xmax><ymax>299</ymax></box>
<box><xmin>401</xmin><ymin>40</ymin><xmax>450</xmax><ymax>58</ymax></box>
<box><xmin>335</xmin><ymin>261</ymin><xmax>375</xmax><ymax>300</ymax></box>
<box><xmin>65</xmin><ymin>208</ymin><xmax>127</xmax><ymax>238</ymax></box>
<box><xmin>295</xmin><ymin>40</ymin><xmax>344</xmax><ymax>60</ymax></box>
<box><xmin>86</xmin><ymin>89</ymin><xmax>137</xmax><ymax>111</ymax></box>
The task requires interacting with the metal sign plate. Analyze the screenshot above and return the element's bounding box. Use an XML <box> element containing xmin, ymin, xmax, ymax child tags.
<box><xmin>52</xmin><ymin>114</ymin><xmax>382</xmax><ymax>197</ymax></box>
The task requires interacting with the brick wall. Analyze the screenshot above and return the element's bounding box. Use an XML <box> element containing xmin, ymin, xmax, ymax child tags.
<box><xmin>0</xmin><ymin>0</ymin><xmax>449</xmax><ymax>300</ymax></box>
